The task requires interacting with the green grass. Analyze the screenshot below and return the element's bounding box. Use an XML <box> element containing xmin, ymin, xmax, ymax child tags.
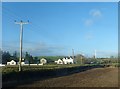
<box><xmin>2</xmin><ymin>63</ymin><xmax>119</xmax><ymax>75</ymax></box>
<box><xmin>2</xmin><ymin>64</ymin><xmax>92</xmax><ymax>74</ymax></box>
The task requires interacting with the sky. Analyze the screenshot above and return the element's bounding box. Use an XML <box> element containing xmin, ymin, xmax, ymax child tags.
<box><xmin>2</xmin><ymin>2</ymin><xmax>118</xmax><ymax>57</ymax></box>
<box><xmin>1</xmin><ymin>0</ymin><xmax>119</xmax><ymax>2</ymax></box>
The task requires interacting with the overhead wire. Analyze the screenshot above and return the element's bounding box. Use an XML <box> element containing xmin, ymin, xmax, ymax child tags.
<box><xmin>2</xmin><ymin>7</ymin><xmax>64</xmax><ymax>53</ymax></box>
<box><xmin>2</xmin><ymin>6</ymin><xmax>55</xmax><ymax>40</ymax></box>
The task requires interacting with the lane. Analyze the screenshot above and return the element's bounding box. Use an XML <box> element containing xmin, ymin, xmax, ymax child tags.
<box><xmin>18</xmin><ymin>67</ymin><xmax>118</xmax><ymax>87</ymax></box>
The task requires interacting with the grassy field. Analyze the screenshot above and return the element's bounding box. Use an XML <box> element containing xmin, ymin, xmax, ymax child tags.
<box><xmin>2</xmin><ymin>64</ymin><xmax>97</xmax><ymax>74</ymax></box>
<box><xmin>2</xmin><ymin>63</ymin><xmax>119</xmax><ymax>75</ymax></box>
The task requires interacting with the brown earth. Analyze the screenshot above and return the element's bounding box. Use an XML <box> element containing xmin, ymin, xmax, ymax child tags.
<box><xmin>17</xmin><ymin>67</ymin><xmax>118</xmax><ymax>87</ymax></box>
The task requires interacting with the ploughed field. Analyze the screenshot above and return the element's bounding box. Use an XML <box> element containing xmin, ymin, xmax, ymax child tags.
<box><xmin>17</xmin><ymin>67</ymin><xmax>118</xmax><ymax>87</ymax></box>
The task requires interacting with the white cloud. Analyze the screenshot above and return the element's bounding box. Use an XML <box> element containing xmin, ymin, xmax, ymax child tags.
<box><xmin>2</xmin><ymin>41</ymin><xmax>66</xmax><ymax>56</ymax></box>
<box><xmin>84</xmin><ymin>9</ymin><xmax>102</xmax><ymax>27</ymax></box>
<box><xmin>89</xmin><ymin>9</ymin><xmax>102</xmax><ymax>17</ymax></box>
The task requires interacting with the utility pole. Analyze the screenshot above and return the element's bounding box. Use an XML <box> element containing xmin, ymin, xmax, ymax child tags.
<box><xmin>94</xmin><ymin>50</ymin><xmax>96</xmax><ymax>59</ymax></box>
<box><xmin>80</xmin><ymin>55</ymin><xmax>82</xmax><ymax>64</ymax></box>
<box><xmin>15</xmin><ymin>20</ymin><xmax>29</xmax><ymax>72</ymax></box>
<box><xmin>72</xmin><ymin>49</ymin><xmax>75</xmax><ymax>63</ymax></box>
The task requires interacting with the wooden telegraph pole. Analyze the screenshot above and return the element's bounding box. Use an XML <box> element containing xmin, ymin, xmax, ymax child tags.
<box><xmin>15</xmin><ymin>20</ymin><xmax>29</xmax><ymax>72</ymax></box>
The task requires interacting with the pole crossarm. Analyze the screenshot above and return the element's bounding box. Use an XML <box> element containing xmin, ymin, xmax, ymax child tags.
<box><xmin>15</xmin><ymin>20</ymin><xmax>29</xmax><ymax>25</ymax></box>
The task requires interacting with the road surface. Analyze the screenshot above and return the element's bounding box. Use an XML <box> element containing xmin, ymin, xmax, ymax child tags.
<box><xmin>16</xmin><ymin>67</ymin><xmax>118</xmax><ymax>87</ymax></box>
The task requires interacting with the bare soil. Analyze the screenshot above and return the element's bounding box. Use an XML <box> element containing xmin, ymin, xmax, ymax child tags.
<box><xmin>17</xmin><ymin>67</ymin><xmax>118</xmax><ymax>87</ymax></box>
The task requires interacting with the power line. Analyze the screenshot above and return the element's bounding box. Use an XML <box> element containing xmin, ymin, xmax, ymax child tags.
<box><xmin>3</xmin><ymin>7</ymin><xmax>46</xmax><ymax>33</ymax></box>
<box><xmin>3</xmin><ymin>7</ymin><xmax>69</xmax><ymax>56</ymax></box>
<box><xmin>2</xmin><ymin>7</ymin><xmax>55</xmax><ymax>41</ymax></box>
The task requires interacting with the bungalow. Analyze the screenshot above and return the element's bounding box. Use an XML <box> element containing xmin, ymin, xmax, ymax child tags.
<box><xmin>55</xmin><ymin>59</ymin><xmax>63</xmax><ymax>64</ymax></box>
<box><xmin>62</xmin><ymin>57</ymin><xmax>74</xmax><ymax>64</ymax></box>
<box><xmin>40</xmin><ymin>58</ymin><xmax>47</xmax><ymax>64</ymax></box>
<box><xmin>7</xmin><ymin>60</ymin><xmax>17</xmax><ymax>65</ymax></box>
<box><xmin>55</xmin><ymin>57</ymin><xmax>74</xmax><ymax>64</ymax></box>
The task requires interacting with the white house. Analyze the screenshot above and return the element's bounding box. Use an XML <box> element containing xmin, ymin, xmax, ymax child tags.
<box><xmin>69</xmin><ymin>57</ymin><xmax>74</xmax><ymax>64</ymax></box>
<box><xmin>55</xmin><ymin>57</ymin><xmax>74</xmax><ymax>64</ymax></box>
<box><xmin>62</xmin><ymin>58</ymin><xmax>67</xmax><ymax>64</ymax></box>
<box><xmin>62</xmin><ymin>57</ymin><xmax>74</xmax><ymax>64</ymax></box>
<box><xmin>7</xmin><ymin>60</ymin><xmax>17</xmax><ymax>65</ymax></box>
<box><xmin>40</xmin><ymin>58</ymin><xmax>47</xmax><ymax>64</ymax></box>
<box><xmin>21</xmin><ymin>62</ymin><xmax>25</xmax><ymax>65</ymax></box>
<box><xmin>55</xmin><ymin>59</ymin><xmax>63</xmax><ymax>64</ymax></box>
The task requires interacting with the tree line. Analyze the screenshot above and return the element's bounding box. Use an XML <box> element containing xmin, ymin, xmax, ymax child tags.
<box><xmin>1</xmin><ymin>50</ymin><xmax>39</xmax><ymax>64</ymax></box>
<box><xmin>1</xmin><ymin>50</ymin><xmax>69</xmax><ymax>64</ymax></box>
<box><xmin>0</xmin><ymin>49</ymin><xmax>118</xmax><ymax>65</ymax></box>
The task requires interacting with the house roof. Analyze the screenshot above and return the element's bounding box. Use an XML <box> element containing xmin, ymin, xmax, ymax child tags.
<box><xmin>63</xmin><ymin>56</ymin><xmax>75</xmax><ymax>59</ymax></box>
<box><xmin>8</xmin><ymin>60</ymin><xmax>17</xmax><ymax>62</ymax></box>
